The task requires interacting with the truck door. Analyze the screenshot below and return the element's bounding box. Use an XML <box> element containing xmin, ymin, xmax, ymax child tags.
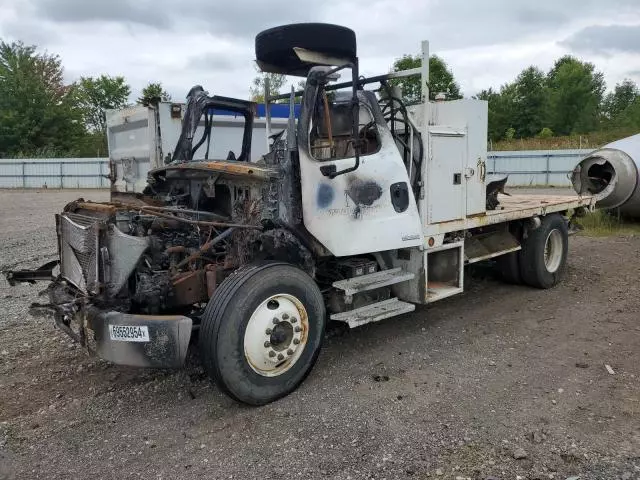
<box><xmin>297</xmin><ymin>90</ymin><xmax>423</xmax><ymax>256</ymax></box>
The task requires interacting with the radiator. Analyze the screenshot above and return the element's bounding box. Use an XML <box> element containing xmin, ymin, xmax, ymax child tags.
<box><xmin>58</xmin><ymin>213</ymin><xmax>100</xmax><ymax>294</ymax></box>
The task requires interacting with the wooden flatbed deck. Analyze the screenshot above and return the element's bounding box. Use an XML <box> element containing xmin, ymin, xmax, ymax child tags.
<box><xmin>424</xmin><ymin>194</ymin><xmax>596</xmax><ymax>236</ymax></box>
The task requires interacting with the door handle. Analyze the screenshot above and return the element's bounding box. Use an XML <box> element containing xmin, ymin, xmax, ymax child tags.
<box><xmin>477</xmin><ymin>158</ymin><xmax>487</xmax><ymax>181</ymax></box>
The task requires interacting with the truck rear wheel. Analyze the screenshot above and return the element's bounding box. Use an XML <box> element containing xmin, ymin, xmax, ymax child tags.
<box><xmin>496</xmin><ymin>252</ymin><xmax>521</xmax><ymax>284</ymax></box>
<box><xmin>519</xmin><ymin>214</ymin><xmax>568</xmax><ymax>289</ymax></box>
<box><xmin>199</xmin><ymin>262</ymin><xmax>326</xmax><ymax>405</ymax></box>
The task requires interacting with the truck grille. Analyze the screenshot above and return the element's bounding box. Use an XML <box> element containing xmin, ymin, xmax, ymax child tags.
<box><xmin>59</xmin><ymin>213</ymin><xmax>100</xmax><ymax>294</ymax></box>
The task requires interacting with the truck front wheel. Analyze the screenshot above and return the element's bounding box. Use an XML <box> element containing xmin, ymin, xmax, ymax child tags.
<box><xmin>199</xmin><ymin>262</ymin><xmax>326</xmax><ymax>405</ymax></box>
<box><xmin>519</xmin><ymin>213</ymin><xmax>569</xmax><ymax>289</ymax></box>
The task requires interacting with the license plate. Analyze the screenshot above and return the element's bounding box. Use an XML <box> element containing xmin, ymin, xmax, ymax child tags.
<box><xmin>109</xmin><ymin>325</ymin><xmax>150</xmax><ymax>342</ymax></box>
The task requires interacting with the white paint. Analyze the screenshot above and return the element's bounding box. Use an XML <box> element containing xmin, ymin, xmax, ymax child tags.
<box><xmin>425</xmin><ymin>99</ymin><xmax>489</xmax><ymax>224</ymax></box>
<box><xmin>108</xmin><ymin>325</ymin><xmax>149</xmax><ymax>342</ymax></box>
<box><xmin>330</xmin><ymin>297</ymin><xmax>416</xmax><ymax>328</ymax></box>
<box><xmin>106</xmin><ymin>103</ymin><xmax>288</xmax><ymax>194</ymax></box>
<box><xmin>243</xmin><ymin>294</ymin><xmax>308</xmax><ymax>377</ymax></box>
<box><xmin>428</xmin><ymin>128</ymin><xmax>466</xmax><ymax>223</ymax></box>
<box><xmin>298</xmin><ymin>106</ymin><xmax>423</xmax><ymax>257</ymax></box>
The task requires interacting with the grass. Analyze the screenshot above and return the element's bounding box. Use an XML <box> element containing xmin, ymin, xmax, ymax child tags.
<box><xmin>575</xmin><ymin>210</ymin><xmax>640</xmax><ymax>237</ymax></box>
<box><xmin>491</xmin><ymin>128</ymin><xmax>638</xmax><ymax>151</ymax></box>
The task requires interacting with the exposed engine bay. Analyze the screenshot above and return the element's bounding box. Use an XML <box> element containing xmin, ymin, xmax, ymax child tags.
<box><xmin>52</xmin><ymin>161</ymin><xmax>319</xmax><ymax>320</ymax></box>
<box><xmin>32</xmin><ymin>86</ymin><xmax>323</xmax><ymax>337</ymax></box>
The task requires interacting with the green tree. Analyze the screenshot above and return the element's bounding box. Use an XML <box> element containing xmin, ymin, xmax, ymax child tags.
<box><xmin>137</xmin><ymin>82</ymin><xmax>171</xmax><ymax>106</ymax></box>
<box><xmin>250</xmin><ymin>68</ymin><xmax>286</xmax><ymax>103</ymax></box>
<box><xmin>512</xmin><ymin>66</ymin><xmax>547</xmax><ymax>138</ymax></box>
<box><xmin>504</xmin><ymin>127</ymin><xmax>515</xmax><ymax>140</ymax></box>
<box><xmin>537</xmin><ymin>127</ymin><xmax>554</xmax><ymax>138</ymax></box>
<box><xmin>475</xmin><ymin>88</ymin><xmax>501</xmax><ymax>141</ymax></box>
<box><xmin>474</xmin><ymin>84</ymin><xmax>517</xmax><ymax>142</ymax></box>
<box><xmin>546</xmin><ymin>56</ymin><xmax>605</xmax><ymax>135</ymax></box>
<box><xmin>607</xmin><ymin>96</ymin><xmax>640</xmax><ymax>130</ymax></box>
<box><xmin>602</xmin><ymin>79</ymin><xmax>639</xmax><ymax>121</ymax></box>
<box><xmin>76</xmin><ymin>75</ymin><xmax>131</xmax><ymax>133</ymax></box>
<box><xmin>0</xmin><ymin>40</ymin><xmax>85</xmax><ymax>157</ymax></box>
<box><xmin>390</xmin><ymin>54</ymin><xmax>462</xmax><ymax>104</ymax></box>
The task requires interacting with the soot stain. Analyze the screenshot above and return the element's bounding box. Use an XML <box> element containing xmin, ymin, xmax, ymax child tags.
<box><xmin>317</xmin><ymin>183</ymin><xmax>334</xmax><ymax>209</ymax></box>
<box><xmin>347</xmin><ymin>178</ymin><xmax>383</xmax><ymax>207</ymax></box>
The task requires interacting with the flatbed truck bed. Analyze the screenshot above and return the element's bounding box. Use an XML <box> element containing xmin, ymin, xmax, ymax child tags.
<box><xmin>425</xmin><ymin>194</ymin><xmax>595</xmax><ymax>236</ymax></box>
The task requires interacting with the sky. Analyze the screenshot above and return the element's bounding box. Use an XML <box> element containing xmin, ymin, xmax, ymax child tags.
<box><xmin>1</xmin><ymin>0</ymin><xmax>640</xmax><ymax>102</ymax></box>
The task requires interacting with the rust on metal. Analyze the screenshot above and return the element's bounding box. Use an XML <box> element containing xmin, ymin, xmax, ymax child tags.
<box><xmin>74</xmin><ymin>202</ymin><xmax>118</xmax><ymax>215</ymax></box>
<box><xmin>151</xmin><ymin>161</ymin><xmax>278</xmax><ymax>180</ymax></box>
<box><xmin>102</xmin><ymin>201</ymin><xmax>261</xmax><ymax>230</ymax></box>
<box><xmin>165</xmin><ymin>245</ymin><xmax>189</xmax><ymax>255</ymax></box>
<box><xmin>205</xmin><ymin>264</ymin><xmax>218</xmax><ymax>298</ymax></box>
<box><xmin>138</xmin><ymin>207</ymin><xmax>257</xmax><ymax>228</ymax></box>
<box><xmin>172</xmin><ymin>270</ymin><xmax>208</xmax><ymax>306</ymax></box>
<box><xmin>174</xmin><ymin>228</ymin><xmax>234</xmax><ymax>271</ymax></box>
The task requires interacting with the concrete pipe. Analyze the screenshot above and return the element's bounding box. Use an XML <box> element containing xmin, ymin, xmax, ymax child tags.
<box><xmin>571</xmin><ymin>133</ymin><xmax>640</xmax><ymax>217</ymax></box>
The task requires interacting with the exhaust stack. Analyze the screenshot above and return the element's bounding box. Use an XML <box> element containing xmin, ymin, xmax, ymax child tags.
<box><xmin>571</xmin><ymin>133</ymin><xmax>640</xmax><ymax>217</ymax></box>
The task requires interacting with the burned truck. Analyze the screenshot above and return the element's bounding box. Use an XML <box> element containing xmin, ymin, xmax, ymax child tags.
<box><xmin>6</xmin><ymin>24</ymin><xmax>595</xmax><ymax>405</ymax></box>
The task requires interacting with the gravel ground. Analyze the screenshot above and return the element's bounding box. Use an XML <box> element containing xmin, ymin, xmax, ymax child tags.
<box><xmin>1</xmin><ymin>189</ymin><xmax>639</xmax><ymax>480</ymax></box>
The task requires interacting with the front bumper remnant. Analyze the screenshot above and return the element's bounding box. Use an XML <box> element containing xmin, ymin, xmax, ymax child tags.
<box><xmin>89</xmin><ymin>310</ymin><xmax>192</xmax><ymax>368</ymax></box>
<box><xmin>5</xmin><ymin>263</ymin><xmax>193</xmax><ymax>368</ymax></box>
<box><xmin>4</xmin><ymin>261</ymin><xmax>59</xmax><ymax>285</ymax></box>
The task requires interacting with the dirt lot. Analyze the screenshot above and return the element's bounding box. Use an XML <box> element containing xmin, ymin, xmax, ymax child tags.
<box><xmin>0</xmin><ymin>189</ymin><xmax>639</xmax><ymax>480</ymax></box>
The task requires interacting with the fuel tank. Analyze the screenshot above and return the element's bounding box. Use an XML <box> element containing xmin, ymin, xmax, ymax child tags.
<box><xmin>571</xmin><ymin>133</ymin><xmax>640</xmax><ymax>217</ymax></box>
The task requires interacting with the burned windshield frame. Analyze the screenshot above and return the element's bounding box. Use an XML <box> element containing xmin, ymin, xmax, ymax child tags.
<box><xmin>172</xmin><ymin>91</ymin><xmax>255</xmax><ymax>164</ymax></box>
<box><xmin>317</xmin><ymin>61</ymin><xmax>362</xmax><ymax>179</ymax></box>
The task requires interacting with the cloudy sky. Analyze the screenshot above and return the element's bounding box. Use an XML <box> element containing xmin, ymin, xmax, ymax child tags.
<box><xmin>1</xmin><ymin>0</ymin><xmax>640</xmax><ymax>102</ymax></box>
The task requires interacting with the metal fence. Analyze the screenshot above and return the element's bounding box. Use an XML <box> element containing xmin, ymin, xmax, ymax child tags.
<box><xmin>0</xmin><ymin>158</ymin><xmax>109</xmax><ymax>188</ymax></box>
<box><xmin>0</xmin><ymin>149</ymin><xmax>593</xmax><ymax>189</ymax></box>
<box><xmin>487</xmin><ymin>149</ymin><xmax>591</xmax><ymax>187</ymax></box>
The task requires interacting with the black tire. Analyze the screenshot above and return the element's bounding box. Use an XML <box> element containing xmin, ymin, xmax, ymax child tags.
<box><xmin>519</xmin><ymin>214</ymin><xmax>569</xmax><ymax>289</ymax></box>
<box><xmin>255</xmin><ymin>23</ymin><xmax>357</xmax><ymax>76</ymax></box>
<box><xmin>199</xmin><ymin>262</ymin><xmax>326</xmax><ymax>405</ymax></box>
<box><xmin>497</xmin><ymin>252</ymin><xmax>521</xmax><ymax>284</ymax></box>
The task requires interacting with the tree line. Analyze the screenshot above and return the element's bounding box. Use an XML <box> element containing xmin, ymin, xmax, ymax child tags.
<box><xmin>390</xmin><ymin>54</ymin><xmax>640</xmax><ymax>143</ymax></box>
<box><xmin>0</xmin><ymin>41</ymin><xmax>170</xmax><ymax>158</ymax></box>
<box><xmin>2</xmin><ymin>38</ymin><xmax>639</xmax><ymax>158</ymax></box>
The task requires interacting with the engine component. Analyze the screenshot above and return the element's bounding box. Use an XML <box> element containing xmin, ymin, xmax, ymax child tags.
<box><xmin>133</xmin><ymin>272</ymin><xmax>173</xmax><ymax>314</ymax></box>
<box><xmin>105</xmin><ymin>224</ymin><xmax>149</xmax><ymax>295</ymax></box>
<box><xmin>172</xmin><ymin>270</ymin><xmax>209</xmax><ymax>306</ymax></box>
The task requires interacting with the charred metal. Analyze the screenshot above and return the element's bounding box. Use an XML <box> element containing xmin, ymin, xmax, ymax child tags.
<box><xmin>27</xmin><ymin>84</ymin><xmax>324</xmax><ymax>339</ymax></box>
<box><xmin>346</xmin><ymin>178</ymin><xmax>383</xmax><ymax>206</ymax></box>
